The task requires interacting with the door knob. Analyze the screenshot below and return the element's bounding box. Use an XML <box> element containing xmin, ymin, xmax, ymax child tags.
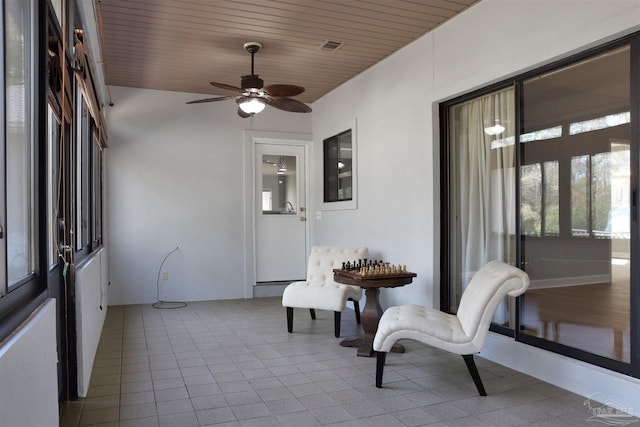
<box><xmin>300</xmin><ymin>216</ymin><xmax>307</xmax><ymax>222</ymax></box>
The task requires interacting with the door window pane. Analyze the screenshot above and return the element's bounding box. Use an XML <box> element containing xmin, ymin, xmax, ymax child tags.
<box><xmin>262</xmin><ymin>155</ymin><xmax>297</xmax><ymax>214</ymax></box>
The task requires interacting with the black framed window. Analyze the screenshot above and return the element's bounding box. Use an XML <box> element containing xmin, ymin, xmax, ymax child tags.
<box><xmin>2</xmin><ymin>0</ymin><xmax>36</xmax><ymax>293</ymax></box>
<box><xmin>46</xmin><ymin>104</ymin><xmax>60</xmax><ymax>269</ymax></box>
<box><xmin>0</xmin><ymin>0</ymin><xmax>48</xmax><ymax>341</ymax></box>
<box><xmin>91</xmin><ymin>130</ymin><xmax>102</xmax><ymax>248</ymax></box>
<box><xmin>323</xmin><ymin>129</ymin><xmax>353</xmax><ymax>203</ymax></box>
<box><xmin>74</xmin><ymin>88</ymin><xmax>90</xmax><ymax>257</ymax></box>
<box><xmin>73</xmin><ymin>89</ymin><xmax>102</xmax><ymax>261</ymax></box>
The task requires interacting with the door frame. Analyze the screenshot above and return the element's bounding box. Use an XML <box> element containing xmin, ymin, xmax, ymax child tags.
<box><xmin>243</xmin><ymin>130</ymin><xmax>312</xmax><ymax>298</ymax></box>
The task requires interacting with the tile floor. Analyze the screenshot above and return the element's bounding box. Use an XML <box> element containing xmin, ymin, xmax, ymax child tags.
<box><xmin>59</xmin><ymin>297</ymin><xmax>634</xmax><ymax>426</ymax></box>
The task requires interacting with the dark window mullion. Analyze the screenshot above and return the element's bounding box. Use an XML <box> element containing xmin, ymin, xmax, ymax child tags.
<box><xmin>628</xmin><ymin>37</ymin><xmax>640</xmax><ymax>378</ymax></box>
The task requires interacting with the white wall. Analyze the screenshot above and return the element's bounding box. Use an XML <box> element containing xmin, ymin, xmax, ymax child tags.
<box><xmin>106</xmin><ymin>86</ymin><xmax>311</xmax><ymax>305</ymax></box>
<box><xmin>310</xmin><ymin>0</ymin><xmax>640</xmax><ymax>415</ymax></box>
<box><xmin>312</xmin><ymin>47</ymin><xmax>436</xmax><ymax>309</ymax></box>
<box><xmin>0</xmin><ymin>299</ymin><xmax>58</xmax><ymax>427</ymax></box>
<box><xmin>76</xmin><ymin>248</ymin><xmax>108</xmax><ymax>397</ymax></box>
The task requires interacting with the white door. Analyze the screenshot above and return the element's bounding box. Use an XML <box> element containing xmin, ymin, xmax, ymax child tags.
<box><xmin>255</xmin><ymin>143</ymin><xmax>307</xmax><ymax>282</ymax></box>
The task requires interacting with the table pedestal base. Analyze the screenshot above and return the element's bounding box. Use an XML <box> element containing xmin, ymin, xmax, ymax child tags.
<box><xmin>339</xmin><ymin>287</ymin><xmax>407</xmax><ymax>357</ymax></box>
<box><xmin>332</xmin><ymin>270</ymin><xmax>415</xmax><ymax>357</ymax></box>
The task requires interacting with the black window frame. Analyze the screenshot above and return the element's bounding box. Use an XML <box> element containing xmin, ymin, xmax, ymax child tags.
<box><xmin>0</xmin><ymin>0</ymin><xmax>48</xmax><ymax>343</ymax></box>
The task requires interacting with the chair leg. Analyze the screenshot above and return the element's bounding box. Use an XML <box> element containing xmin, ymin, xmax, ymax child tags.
<box><xmin>286</xmin><ymin>307</ymin><xmax>293</xmax><ymax>333</ymax></box>
<box><xmin>309</xmin><ymin>308</ymin><xmax>316</xmax><ymax>320</ymax></box>
<box><xmin>352</xmin><ymin>299</ymin><xmax>361</xmax><ymax>324</ymax></box>
<box><xmin>376</xmin><ymin>352</ymin><xmax>387</xmax><ymax>388</ymax></box>
<box><xmin>462</xmin><ymin>354</ymin><xmax>487</xmax><ymax>396</ymax></box>
<box><xmin>334</xmin><ymin>311</ymin><xmax>341</xmax><ymax>337</ymax></box>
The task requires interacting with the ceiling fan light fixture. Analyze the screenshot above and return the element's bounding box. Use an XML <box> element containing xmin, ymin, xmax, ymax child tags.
<box><xmin>238</xmin><ymin>97</ymin><xmax>266</xmax><ymax>114</ymax></box>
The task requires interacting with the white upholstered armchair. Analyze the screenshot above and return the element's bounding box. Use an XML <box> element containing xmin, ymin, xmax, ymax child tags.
<box><xmin>282</xmin><ymin>246</ymin><xmax>368</xmax><ymax>337</ymax></box>
<box><xmin>373</xmin><ymin>260</ymin><xmax>530</xmax><ymax>395</ymax></box>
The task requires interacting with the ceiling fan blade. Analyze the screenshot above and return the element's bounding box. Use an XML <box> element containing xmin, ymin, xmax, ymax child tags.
<box><xmin>210</xmin><ymin>81</ymin><xmax>242</xmax><ymax>92</ymax></box>
<box><xmin>237</xmin><ymin>107</ymin><xmax>253</xmax><ymax>118</ymax></box>
<box><xmin>268</xmin><ymin>97</ymin><xmax>312</xmax><ymax>113</ymax></box>
<box><xmin>263</xmin><ymin>84</ymin><xmax>305</xmax><ymax>97</ymax></box>
<box><xmin>186</xmin><ymin>96</ymin><xmax>232</xmax><ymax>104</ymax></box>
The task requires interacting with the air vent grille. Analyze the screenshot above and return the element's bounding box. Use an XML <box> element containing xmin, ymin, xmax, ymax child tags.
<box><xmin>319</xmin><ymin>40</ymin><xmax>344</xmax><ymax>52</ymax></box>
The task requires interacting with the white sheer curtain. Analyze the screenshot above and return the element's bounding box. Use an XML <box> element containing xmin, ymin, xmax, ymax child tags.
<box><xmin>448</xmin><ymin>87</ymin><xmax>516</xmax><ymax>324</ymax></box>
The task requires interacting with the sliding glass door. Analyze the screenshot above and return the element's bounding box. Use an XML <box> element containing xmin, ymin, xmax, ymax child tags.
<box><xmin>442</xmin><ymin>37</ymin><xmax>637</xmax><ymax>375</ymax></box>
<box><xmin>519</xmin><ymin>46</ymin><xmax>631</xmax><ymax>363</ymax></box>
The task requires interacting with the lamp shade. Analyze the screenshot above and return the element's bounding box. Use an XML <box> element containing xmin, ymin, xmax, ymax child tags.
<box><xmin>239</xmin><ymin>98</ymin><xmax>266</xmax><ymax>114</ymax></box>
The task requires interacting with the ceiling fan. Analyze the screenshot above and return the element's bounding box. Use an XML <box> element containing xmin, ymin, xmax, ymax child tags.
<box><xmin>186</xmin><ymin>42</ymin><xmax>312</xmax><ymax>118</ymax></box>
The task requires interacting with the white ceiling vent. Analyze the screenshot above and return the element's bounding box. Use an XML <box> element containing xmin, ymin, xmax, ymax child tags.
<box><xmin>319</xmin><ymin>40</ymin><xmax>344</xmax><ymax>52</ymax></box>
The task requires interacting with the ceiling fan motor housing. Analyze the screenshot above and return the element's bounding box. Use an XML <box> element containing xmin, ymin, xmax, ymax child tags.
<box><xmin>241</xmin><ymin>74</ymin><xmax>264</xmax><ymax>91</ymax></box>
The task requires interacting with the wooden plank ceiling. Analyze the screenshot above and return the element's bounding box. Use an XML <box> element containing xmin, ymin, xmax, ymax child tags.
<box><xmin>96</xmin><ymin>0</ymin><xmax>479</xmax><ymax>103</ymax></box>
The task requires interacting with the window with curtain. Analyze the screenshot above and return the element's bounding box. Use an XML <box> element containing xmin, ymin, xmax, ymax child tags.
<box><xmin>446</xmin><ymin>86</ymin><xmax>516</xmax><ymax>327</ymax></box>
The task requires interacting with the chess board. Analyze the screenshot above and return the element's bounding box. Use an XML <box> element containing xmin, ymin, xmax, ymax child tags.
<box><xmin>333</xmin><ymin>259</ymin><xmax>416</xmax><ymax>281</ymax></box>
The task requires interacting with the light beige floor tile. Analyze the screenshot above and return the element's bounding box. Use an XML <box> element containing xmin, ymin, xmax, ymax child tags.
<box><xmin>156</xmin><ymin>399</ymin><xmax>195</xmax><ymax>416</ymax></box>
<box><xmin>78</xmin><ymin>407</ymin><xmax>119</xmax><ymax>425</ymax></box>
<box><xmin>119</xmin><ymin>390</ymin><xmax>156</xmax><ymax>406</ymax></box>
<box><xmin>190</xmin><ymin>394</ymin><xmax>229</xmax><ymax>411</ymax></box>
<box><xmin>196</xmin><ymin>406</ymin><xmax>237</xmax><ymax>425</ymax></box>
<box><xmin>223</xmin><ymin>390</ymin><xmax>262</xmax><ymax>406</ymax></box>
<box><xmin>119</xmin><ymin>402</ymin><xmax>157</xmax><ymax>420</ymax></box>
<box><xmin>62</xmin><ymin>298</ymin><xmax>632</xmax><ymax>427</ymax></box>
<box><xmin>157</xmin><ymin>411</ymin><xmax>199</xmax><ymax>427</ymax></box>
<box><xmin>275</xmin><ymin>410</ymin><xmax>321</xmax><ymax>427</ymax></box>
